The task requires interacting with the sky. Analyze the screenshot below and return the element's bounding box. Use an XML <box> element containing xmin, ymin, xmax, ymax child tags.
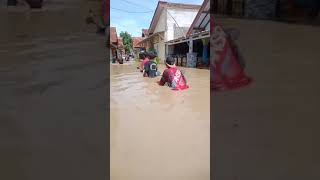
<box><xmin>110</xmin><ymin>0</ymin><xmax>204</xmax><ymax>37</ymax></box>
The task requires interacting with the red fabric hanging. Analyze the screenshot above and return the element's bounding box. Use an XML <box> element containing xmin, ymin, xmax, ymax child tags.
<box><xmin>210</xmin><ymin>17</ymin><xmax>252</xmax><ymax>91</ymax></box>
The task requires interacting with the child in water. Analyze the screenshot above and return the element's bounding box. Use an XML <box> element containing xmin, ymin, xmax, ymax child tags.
<box><xmin>158</xmin><ymin>57</ymin><xmax>189</xmax><ymax>90</ymax></box>
<box><xmin>139</xmin><ymin>52</ymin><xmax>149</xmax><ymax>72</ymax></box>
<box><xmin>143</xmin><ymin>52</ymin><xmax>160</xmax><ymax>78</ymax></box>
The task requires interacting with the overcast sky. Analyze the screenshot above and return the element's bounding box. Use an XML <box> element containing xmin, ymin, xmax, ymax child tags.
<box><xmin>110</xmin><ymin>0</ymin><xmax>203</xmax><ymax>37</ymax></box>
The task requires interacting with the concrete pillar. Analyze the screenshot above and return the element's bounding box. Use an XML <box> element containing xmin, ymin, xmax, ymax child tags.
<box><xmin>165</xmin><ymin>44</ymin><xmax>168</xmax><ymax>58</ymax></box>
<box><xmin>201</xmin><ymin>38</ymin><xmax>210</xmax><ymax>65</ymax></box>
<box><xmin>188</xmin><ymin>40</ymin><xmax>193</xmax><ymax>53</ymax></box>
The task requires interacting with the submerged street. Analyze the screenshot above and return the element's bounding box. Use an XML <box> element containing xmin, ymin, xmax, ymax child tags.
<box><xmin>110</xmin><ymin>62</ymin><xmax>210</xmax><ymax>180</ymax></box>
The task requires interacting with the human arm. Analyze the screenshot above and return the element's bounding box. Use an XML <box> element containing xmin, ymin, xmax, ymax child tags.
<box><xmin>158</xmin><ymin>70</ymin><xmax>168</xmax><ymax>86</ymax></box>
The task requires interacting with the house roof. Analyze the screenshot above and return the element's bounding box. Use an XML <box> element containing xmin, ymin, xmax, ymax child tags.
<box><xmin>186</xmin><ymin>0</ymin><xmax>210</xmax><ymax>37</ymax></box>
<box><xmin>133</xmin><ymin>37</ymin><xmax>143</xmax><ymax>48</ymax></box>
<box><xmin>148</xmin><ymin>1</ymin><xmax>201</xmax><ymax>34</ymax></box>
<box><xmin>110</xmin><ymin>27</ymin><xmax>118</xmax><ymax>43</ymax></box>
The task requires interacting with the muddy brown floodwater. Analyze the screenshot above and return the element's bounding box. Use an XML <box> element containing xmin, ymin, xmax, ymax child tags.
<box><xmin>110</xmin><ymin>61</ymin><xmax>210</xmax><ymax>180</ymax></box>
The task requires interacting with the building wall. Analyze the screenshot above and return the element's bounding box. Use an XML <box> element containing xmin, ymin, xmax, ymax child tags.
<box><xmin>150</xmin><ymin>7</ymin><xmax>198</xmax><ymax>63</ymax></box>
<box><xmin>166</xmin><ymin>8</ymin><xmax>199</xmax><ymax>41</ymax></box>
<box><xmin>173</xmin><ymin>26</ymin><xmax>189</xmax><ymax>39</ymax></box>
<box><xmin>245</xmin><ymin>0</ymin><xmax>277</xmax><ymax>19</ymax></box>
<box><xmin>154</xmin><ymin>9</ymin><xmax>167</xmax><ymax>34</ymax></box>
<box><xmin>154</xmin><ymin>41</ymin><xmax>165</xmax><ymax>63</ymax></box>
<box><xmin>149</xmin><ymin>9</ymin><xmax>166</xmax><ymax>63</ymax></box>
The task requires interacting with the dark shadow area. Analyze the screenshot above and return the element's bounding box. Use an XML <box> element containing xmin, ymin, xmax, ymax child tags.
<box><xmin>212</xmin><ymin>0</ymin><xmax>320</xmax><ymax>26</ymax></box>
<box><xmin>211</xmin><ymin>1</ymin><xmax>320</xmax><ymax>179</ymax></box>
<box><xmin>0</xmin><ymin>0</ymin><xmax>109</xmax><ymax>179</ymax></box>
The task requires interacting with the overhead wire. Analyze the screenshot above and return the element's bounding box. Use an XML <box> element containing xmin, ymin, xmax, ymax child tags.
<box><xmin>110</xmin><ymin>7</ymin><xmax>153</xmax><ymax>13</ymax></box>
<box><xmin>111</xmin><ymin>0</ymin><xmax>189</xmax><ymax>40</ymax></box>
<box><xmin>119</xmin><ymin>0</ymin><xmax>154</xmax><ymax>10</ymax></box>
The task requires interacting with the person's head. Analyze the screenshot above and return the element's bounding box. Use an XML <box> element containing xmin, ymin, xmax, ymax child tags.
<box><xmin>147</xmin><ymin>52</ymin><xmax>156</xmax><ymax>60</ymax></box>
<box><xmin>165</xmin><ymin>56</ymin><xmax>176</xmax><ymax>68</ymax></box>
<box><xmin>139</xmin><ymin>52</ymin><xmax>146</xmax><ymax>60</ymax></box>
<box><xmin>144</xmin><ymin>52</ymin><xmax>150</xmax><ymax>60</ymax></box>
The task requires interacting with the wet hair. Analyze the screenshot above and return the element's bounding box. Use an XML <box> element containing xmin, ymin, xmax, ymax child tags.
<box><xmin>166</xmin><ymin>56</ymin><xmax>175</xmax><ymax>65</ymax></box>
<box><xmin>144</xmin><ymin>52</ymin><xmax>150</xmax><ymax>58</ymax></box>
<box><xmin>145</xmin><ymin>52</ymin><xmax>156</xmax><ymax>59</ymax></box>
<box><xmin>139</xmin><ymin>52</ymin><xmax>146</xmax><ymax>59</ymax></box>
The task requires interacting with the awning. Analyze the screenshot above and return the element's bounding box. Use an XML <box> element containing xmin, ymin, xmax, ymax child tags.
<box><xmin>165</xmin><ymin>30</ymin><xmax>210</xmax><ymax>45</ymax></box>
<box><xmin>186</xmin><ymin>0</ymin><xmax>210</xmax><ymax>37</ymax></box>
<box><xmin>138</xmin><ymin>31</ymin><xmax>165</xmax><ymax>45</ymax></box>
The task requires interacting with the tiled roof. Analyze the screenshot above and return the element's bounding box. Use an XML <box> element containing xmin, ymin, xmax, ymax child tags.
<box><xmin>133</xmin><ymin>37</ymin><xmax>143</xmax><ymax>48</ymax></box>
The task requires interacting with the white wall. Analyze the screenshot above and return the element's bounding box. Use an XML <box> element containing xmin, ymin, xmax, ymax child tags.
<box><xmin>154</xmin><ymin>41</ymin><xmax>165</xmax><ymax>63</ymax></box>
<box><xmin>152</xmin><ymin>9</ymin><xmax>167</xmax><ymax>63</ymax></box>
<box><xmin>154</xmin><ymin>9</ymin><xmax>167</xmax><ymax>34</ymax></box>
<box><xmin>166</xmin><ymin>8</ymin><xmax>198</xmax><ymax>41</ymax></box>
<box><xmin>151</xmin><ymin>7</ymin><xmax>198</xmax><ymax>63</ymax></box>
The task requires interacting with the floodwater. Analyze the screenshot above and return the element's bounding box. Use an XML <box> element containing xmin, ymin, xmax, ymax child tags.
<box><xmin>0</xmin><ymin>1</ymin><xmax>107</xmax><ymax>180</ymax></box>
<box><xmin>213</xmin><ymin>17</ymin><xmax>320</xmax><ymax>180</ymax></box>
<box><xmin>110</xmin><ymin>61</ymin><xmax>210</xmax><ymax>180</ymax></box>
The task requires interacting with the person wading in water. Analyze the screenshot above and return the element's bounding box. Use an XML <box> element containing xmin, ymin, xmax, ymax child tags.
<box><xmin>158</xmin><ymin>57</ymin><xmax>189</xmax><ymax>90</ymax></box>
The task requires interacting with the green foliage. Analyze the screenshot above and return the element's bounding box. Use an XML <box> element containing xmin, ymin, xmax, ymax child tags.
<box><xmin>120</xmin><ymin>31</ymin><xmax>133</xmax><ymax>54</ymax></box>
<box><xmin>148</xmin><ymin>47</ymin><xmax>155</xmax><ymax>52</ymax></box>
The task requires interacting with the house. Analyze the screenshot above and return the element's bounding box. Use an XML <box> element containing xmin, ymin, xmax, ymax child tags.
<box><xmin>117</xmin><ymin>37</ymin><xmax>125</xmax><ymax>56</ymax></box>
<box><xmin>139</xmin><ymin>1</ymin><xmax>201</xmax><ymax>63</ymax></box>
<box><xmin>133</xmin><ymin>37</ymin><xmax>143</xmax><ymax>55</ymax></box>
<box><xmin>165</xmin><ymin>0</ymin><xmax>210</xmax><ymax>68</ymax></box>
<box><xmin>110</xmin><ymin>27</ymin><xmax>125</xmax><ymax>60</ymax></box>
<box><xmin>110</xmin><ymin>27</ymin><xmax>118</xmax><ymax>59</ymax></box>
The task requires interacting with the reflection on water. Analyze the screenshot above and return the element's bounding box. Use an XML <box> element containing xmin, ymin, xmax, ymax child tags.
<box><xmin>110</xmin><ymin>62</ymin><xmax>210</xmax><ymax>180</ymax></box>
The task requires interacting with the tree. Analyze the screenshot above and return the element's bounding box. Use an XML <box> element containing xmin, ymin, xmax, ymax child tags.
<box><xmin>120</xmin><ymin>31</ymin><xmax>133</xmax><ymax>54</ymax></box>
